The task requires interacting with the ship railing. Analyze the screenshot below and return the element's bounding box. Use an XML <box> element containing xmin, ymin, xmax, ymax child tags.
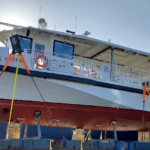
<box><xmin>29</xmin><ymin>50</ymin><xmax>103</xmax><ymax>80</ymax></box>
<box><xmin>28</xmin><ymin>49</ymin><xmax>150</xmax><ymax>86</ymax></box>
<box><xmin>113</xmin><ymin>64</ymin><xmax>150</xmax><ymax>86</ymax></box>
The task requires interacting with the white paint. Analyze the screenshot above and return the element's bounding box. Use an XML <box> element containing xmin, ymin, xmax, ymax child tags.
<box><xmin>0</xmin><ymin>71</ymin><xmax>147</xmax><ymax>111</ymax></box>
<box><xmin>48</xmin><ymin>79</ymin><xmax>149</xmax><ymax>111</ymax></box>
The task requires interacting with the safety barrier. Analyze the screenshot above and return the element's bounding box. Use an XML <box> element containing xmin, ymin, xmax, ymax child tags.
<box><xmin>134</xmin><ymin>142</ymin><xmax>150</xmax><ymax>150</ymax></box>
<box><xmin>113</xmin><ymin>64</ymin><xmax>150</xmax><ymax>86</ymax></box>
<box><xmin>30</xmin><ymin>50</ymin><xmax>103</xmax><ymax>79</ymax></box>
<box><xmin>83</xmin><ymin>140</ymin><xmax>99</xmax><ymax>149</ymax></box>
<box><xmin>0</xmin><ymin>139</ymin><xmax>51</xmax><ymax>150</ymax></box>
<box><xmin>29</xmin><ymin>50</ymin><xmax>150</xmax><ymax>86</ymax></box>
<box><xmin>3</xmin><ymin>139</ymin><xmax>150</xmax><ymax>150</ymax></box>
<box><xmin>98</xmin><ymin>141</ymin><xmax>115</xmax><ymax>150</ymax></box>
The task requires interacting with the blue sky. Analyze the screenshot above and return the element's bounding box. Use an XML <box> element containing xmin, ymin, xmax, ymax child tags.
<box><xmin>0</xmin><ymin>0</ymin><xmax>150</xmax><ymax>52</ymax></box>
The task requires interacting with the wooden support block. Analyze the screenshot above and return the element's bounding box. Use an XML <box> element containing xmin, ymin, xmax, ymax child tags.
<box><xmin>138</xmin><ymin>132</ymin><xmax>150</xmax><ymax>141</ymax></box>
<box><xmin>7</xmin><ymin>123</ymin><xmax>21</xmax><ymax>139</ymax></box>
<box><xmin>72</xmin><ymin>129</ymin><xmax>85</xmax><ymax>141</ymax></box>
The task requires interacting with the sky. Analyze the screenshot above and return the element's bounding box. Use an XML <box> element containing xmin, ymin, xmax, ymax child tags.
<box><xmin>0</xmin><ymin>0</ymin><xmax>150</xmax><ymax>53</ymax></box>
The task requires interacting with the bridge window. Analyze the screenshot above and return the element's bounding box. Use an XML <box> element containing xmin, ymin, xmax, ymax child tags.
<box><xmin>18</xmin><ymin>36</ymin><xmax>32</xmax><ymax>52</ymax></box>
<box><xmin>53</xmin><ymin>40</ymin><xmax>74</xmax><ymax>58</ymax></box>
<box><xmin>35</xmin><ymin>43</ymin><xmax>45</xmax><ymax>51</ymax></box>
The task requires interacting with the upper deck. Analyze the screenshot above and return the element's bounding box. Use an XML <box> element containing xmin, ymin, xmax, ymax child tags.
<box><xmin>29</xmin><ymin>49</ymin><xmax>150</xmax><ymax>89</ymax></box>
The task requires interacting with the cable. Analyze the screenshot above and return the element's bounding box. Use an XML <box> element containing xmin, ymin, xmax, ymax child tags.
<box><xmin>45</xmin><ymin>108</ymin><xmax>54</xmax><ymax>126</ymax></box>
<box><xmin>0</xmin><ymin>53</ymin><xmax>64</xmax><ymax>138</ymax></box>
<box><xmin>30</xmin><ymin>76</ymin><xmax>65</xmax><ymax>139</ymax></box>
<box><xmin>0</xmin><ymin>71</ymin><xmax>3</xmax><ymax>77</ymax></box>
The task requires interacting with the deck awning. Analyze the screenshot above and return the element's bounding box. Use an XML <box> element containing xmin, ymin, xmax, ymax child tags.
<box><xmin>0</xmin><ymin>26</ymin><xmax>150</xmax><ymax>71</ymax></box>
<box><xmin>73</xmin><ymin>40</ymin><xmax>150</xmax><ymax>71</ymax></box>
<box><xmin>60</xmin><ymin>32</ymin><xmax>150</xmax><ymax>71</ymax></box>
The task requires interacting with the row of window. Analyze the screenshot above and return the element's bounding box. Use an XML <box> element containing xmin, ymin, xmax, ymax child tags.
<box><xmin>7</xmin><ymin>35</ymin><xmax>74</xmax><ymax>57</ymax></box>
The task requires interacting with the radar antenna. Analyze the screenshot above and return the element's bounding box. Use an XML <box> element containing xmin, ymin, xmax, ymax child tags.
<box><xmin>38</xmin><ymin>18</ymin><xmax>47</xmax><ymax>29</ymax></box>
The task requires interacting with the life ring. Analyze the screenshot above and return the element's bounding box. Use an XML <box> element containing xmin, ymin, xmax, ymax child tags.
<box><xmin>35</xmin><ymin>55</ymin><xmax>48</xmax><ymax>67</ymax></box>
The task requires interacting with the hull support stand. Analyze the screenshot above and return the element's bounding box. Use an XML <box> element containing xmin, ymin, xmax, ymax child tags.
<box><xmin>35</xmin><ymin>111</ymin><xmax>42</xmax><ymax>139</ymax></box>
<box><xmin>111</xmin><ymin>121</ymin><xmax>117</xmax><ymax>141</ymax></box>
<box><xmin>23</xmin><ymin>124</ymin><xmax>28</xmax><ymax>138</ymax></box>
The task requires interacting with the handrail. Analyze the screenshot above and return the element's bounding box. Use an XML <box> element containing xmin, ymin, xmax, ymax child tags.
<box><xmin>25</xmin><ymin>49</ymin><xmax>150</xmax><ymax>86</ymax></box>
<box><xmin>113</xmin><ymin>64</ymin><xmax>150</xmax><ymax>85</ymax></box>
<box><xmin>28</xmin><ymin>50</ymin><xmax>103</xmax><ymax>79</ymax></box>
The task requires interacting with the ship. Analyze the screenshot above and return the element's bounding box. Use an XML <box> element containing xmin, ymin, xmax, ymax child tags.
<box><xmin>0</xmin><ymin>20</ymin><xmax>150</xmax><ymax>133</ymax></box>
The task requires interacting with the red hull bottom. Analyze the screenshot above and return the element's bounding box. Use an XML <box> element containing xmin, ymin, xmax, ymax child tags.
<box><xmin>0</xmin><ymin>99</ymin><xmax>150</xmax><ymax>131</ymax></box>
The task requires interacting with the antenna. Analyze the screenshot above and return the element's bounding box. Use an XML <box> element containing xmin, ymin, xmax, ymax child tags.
<box><xmin>75</xmin><ymin>16</ymin><xmax>77</xmax><ymax>33</ymax></box>
<box><xmin>83</xmin><ymin>31</ymin><xmax>91</xmax><ymax>37</ymax></box>
<box><xmin>39</xmin><ymin>6</ymin><xmax>41</xmax><ymax>19</ymax></box>
<box><xmin>54</xmin><ymin>18</ymin><xmax>56</xmax><ymax>30</ymax></box>
<box><xmin>38</xmin><ymin>6</ymin><xmax>41</xmax><ymax>28</ymax></box>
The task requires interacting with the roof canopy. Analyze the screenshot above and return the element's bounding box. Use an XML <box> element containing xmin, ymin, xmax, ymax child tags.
<box><xmin>0</xmin><ymin>26</ymin><xmax>150</xmax><ymax>71</ymax></box>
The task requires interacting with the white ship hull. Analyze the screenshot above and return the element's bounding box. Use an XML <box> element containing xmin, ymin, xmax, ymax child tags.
<box><xmin>0</xmin><ymin>71</ymin><xmax>148</xmax><ymax>112</ymax></box>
